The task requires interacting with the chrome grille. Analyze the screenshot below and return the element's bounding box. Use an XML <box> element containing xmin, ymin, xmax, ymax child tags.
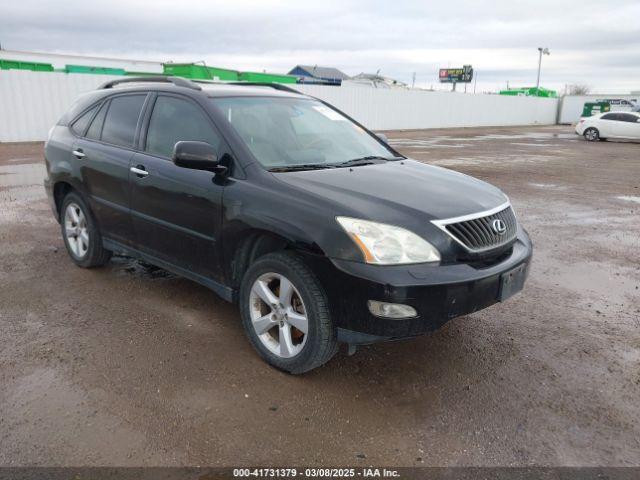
<box><xmin>433</xmin><ymin>204</ymin><xmax>518</xmax><ymax>253</ymax></box>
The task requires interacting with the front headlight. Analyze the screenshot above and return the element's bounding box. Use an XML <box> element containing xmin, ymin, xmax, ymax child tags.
<box><xmin>336</xmin><ymin>216</ymin><xmax>440</xmax><ymax>265</ymax></box>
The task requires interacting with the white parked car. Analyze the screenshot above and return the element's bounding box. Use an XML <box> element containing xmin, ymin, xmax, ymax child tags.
<box><xmin>576</xmin><ymin>112</ymin><xmax>640</xmax><ymax>142</ymax></box>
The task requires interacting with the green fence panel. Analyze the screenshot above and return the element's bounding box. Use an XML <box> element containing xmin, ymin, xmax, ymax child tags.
<box><xmin>238</xmin><ymin>71</ymin><xmax>297</xmax><ymax>83</ymax></box>
<box><xmin>163</xmin><ymin>63</ymin><xmax>239</xmax><ymax>81</ymax></box>
<box><xmin>65</xmin><ymin>65</ymin><xmax>126</xmax><ymax>75</ymax></box>
<box><xmin>0</xmin><ymin>59</ymin><xmax>54</xmax><ymax>72</ymax></box>
<box><xmin>499</xmin><ymin>87</ymin><xmax>557</xmax><ymax>98</ymax></box>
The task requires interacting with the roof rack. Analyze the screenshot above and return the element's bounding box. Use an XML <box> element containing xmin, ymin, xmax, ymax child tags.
<box><xmin>193</xmin><ymin>80</ymin><xmax>301</xmax><ymax>94</ymax></box>
<box><xmin>99</xmin><ymin>76</ymin><xmax>202</xmax><ymax>91</ymax></box>
<box><xmin>228</xmin><ymin>82</ymin><xmax>301</xmax><ymax>94</ymax></box>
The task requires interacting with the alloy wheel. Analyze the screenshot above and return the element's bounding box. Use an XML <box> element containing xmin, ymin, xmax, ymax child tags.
<box><xmin>248</xmin><ymin>272</ymin><xmax>308</xmax><ymax>358</ymax></box>
<box><xmin>64</xmin><ymin>203</ymin><xmax>89</xmax><ymax>258</ymax></box>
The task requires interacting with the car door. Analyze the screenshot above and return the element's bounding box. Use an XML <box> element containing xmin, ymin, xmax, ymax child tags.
<box><xmin>73</xmin><ymin>93</ymin><xmax>149</xmax><ymax>245</ymax></box>
<box><xmin>129</xmin><ymin>93</ymin><xmax>226</xmax><ymax>281</ymax></box>
<box><xmin>597</xmin><ymin>113</ymin><xmax>620</xmax><ymax>138</ymax></box>
<box><xmin>619</xmin><ymin>113</ymin><xmax>640</xmax><ymax>139</ymax></box>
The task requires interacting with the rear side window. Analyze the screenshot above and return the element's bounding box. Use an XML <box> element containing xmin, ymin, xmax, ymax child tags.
<box><xmin>71</xmin><ymin>105</ymin><xmax>99</xmax><ymax>136</ymax></box>
<box><xmin>101</xmin><ymin>95</ymin><xmax>147</xmax><ymax>148</ymax></box>
<box><xmin>620</xmin><ymin>113</ymin><xmax>639</xmax><ymax>123</ymax></box>
<box><xmin>145</xmin><ymin>96</ymin><xmax>221</xmax><ymax>158</ymax></box>
<box><xmin>601</xmin><ymin>113</ymin><xmax>618</xmax><ymax>121</ymax></box>
<box><xmin>85</xmin><ymin>102</ymin><xmax>108</xmax><ymax>141</ymax></box>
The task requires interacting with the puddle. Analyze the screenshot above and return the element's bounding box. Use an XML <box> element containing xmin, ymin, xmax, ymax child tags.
<box><xmin>0</xmin><ymin>163</ymin><xmax>47</xmax><ymax>218</ymax></box>
<box><xmin>389</xmin><ymin>132</ymin><xmax>576</xmax><ymax>151</ymax></box>
<box><xmin>433</xmin><ymin>154</ymin><xmax>555</xmax><ymax>167</ymax></box>
<box><xmin>541</xmin><ymin>260</ymin><xmax>640</xmax><ymax>309</ymax></box>
<box><xmin>562</xmin><ymin>210</ymin><xmax>636</xmax><ymax>226</ymax></box>
<box><xmin>616</xmin><ymin>196</ymin><xmax>640</xmax><ymax>204</ymax></box>
<box><xmin>473</xmin><ymin>132</ymin><xmax>577</xmax><ymax>141</ymax></box>
<box><xmin>528</xmin><ymin>183</ymin><xmax>566</xmax><ymax>190</ymax></box>
<box><xmin>0</xmin><ymin>162</ymin><xmax>46</xmax><ymax>188</ymax></box>
<box><xmin>510</xmin><ymin>142</ymin><xmax>563</xmax><ymax>148</ymax></box>
<box><xmin>3</xmin><ymin>367</ymin><xmax>152</xmax><ymax>464</ymax></box>
<box><xmin>397</xmin><ymin>144</ymin><xmax>466</xmax><ymax>149</ymax></box>
<box><xmin>111</xmin><ymin>255</ymin><xmax>176</xmax><ymax>280</ymax></box>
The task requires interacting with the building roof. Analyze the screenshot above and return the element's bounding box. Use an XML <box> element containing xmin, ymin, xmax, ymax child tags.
<box><xmin>348</xmin><ymin>73</ymin><xmax>408</xmax><ymax>89</ymax></box>
<box><xmin>288</xmin><ymin>65</ymin><xmax>349</xmax><ymax>80</ymax></box>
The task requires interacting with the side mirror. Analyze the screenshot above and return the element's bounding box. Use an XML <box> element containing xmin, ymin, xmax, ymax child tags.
<box><xmin>376</xmin><ymin>133</ymin><xmax>389</xmax><ymax>144</ymax></box>
<box><xmin>173</xmin><ymin>141</ymin><xmax>227</xmax><ymax>175</ymax></box>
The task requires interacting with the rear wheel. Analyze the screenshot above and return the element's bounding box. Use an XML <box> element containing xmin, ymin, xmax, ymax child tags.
<box><xmin>239</xmin><ymin>251</ymin><xmax>337</xmax><ymax>374</ymax></box>
<box><xmin>60</xmin><ymin>192</ymin><xmax>112</xmax><ymax>268</ymax></box>
<box><xmin>584</xmin><ymin>127</ymin><xmax>600</xmax><ymax>141</ymax></box>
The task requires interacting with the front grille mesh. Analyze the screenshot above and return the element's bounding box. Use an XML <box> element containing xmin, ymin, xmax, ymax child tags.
<box><xmin>444</xmin><ymin>206</ymin><xmax>517</xmax><ymax>252</ymax></box>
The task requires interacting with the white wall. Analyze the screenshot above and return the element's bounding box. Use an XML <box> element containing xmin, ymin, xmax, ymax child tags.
<box><xmin>295</xmin><ymin>84</ymin><xmax>559</xmax><ymax>131</ymax></box>
<box><xmin>558</xmin><ymin>94</ymin><xmax>639</xmax><ymax>124</ymax></box>
<box><xmin>0</xmin><ymin>70</ymin><xmax>559</xmax><ymax>142</ymax></box>
<box><xmin>0</xmin><ymin>70</ymin><xmax>122</xmax><ymax>142</ymax></box>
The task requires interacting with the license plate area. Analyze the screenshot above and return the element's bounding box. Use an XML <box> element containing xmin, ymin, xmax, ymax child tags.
<box><xmin>498</xmin><ymin>262</ymin><xmax>528</xmax><ymax>302</ymax></box>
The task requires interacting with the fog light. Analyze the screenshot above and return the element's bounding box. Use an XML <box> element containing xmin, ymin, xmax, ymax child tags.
<box><xmin>367</xmin><ymin>300</ymin><xmax>417</xmax><ymax>319</ymax></box>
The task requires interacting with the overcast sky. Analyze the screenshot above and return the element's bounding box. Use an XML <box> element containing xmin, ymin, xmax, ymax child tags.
<box><xmin>2</xmin><ymin>0</ymin><xmax>639</xmax><ymax>93</ymax></box>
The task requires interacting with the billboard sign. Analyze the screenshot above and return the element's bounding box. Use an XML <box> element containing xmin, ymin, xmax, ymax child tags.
<box><xmin>439</xmin><ymin>65</ymin><xmax>473</xmax><ymax>83</ymax></box>
<box><xmin>595</xmin><ymin>98</ymin><xmax>638</xmax><ymax>112</ymax></box>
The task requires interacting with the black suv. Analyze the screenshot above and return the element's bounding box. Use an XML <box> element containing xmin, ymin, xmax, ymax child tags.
<box><xmin>44</xmin><ymin>76</ymin><xmax>532</xmax><ymax>374</ymax></box>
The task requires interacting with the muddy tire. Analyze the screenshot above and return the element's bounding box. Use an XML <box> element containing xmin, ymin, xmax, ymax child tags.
<box><xmin>584</xmin><ymin>127</ymin><xmax>600</xmax><ymax>142</ymax></box>
<box><xmin>60</xmin><ymin>191</ymin><xmax>112</xmax><ymax>268</ymax></box>
<box><xmin>239</xmin><ymin>251</ymin><xmax>338</xmax><ymax>374</ymax></box>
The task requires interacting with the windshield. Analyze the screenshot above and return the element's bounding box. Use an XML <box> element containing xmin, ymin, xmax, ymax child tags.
<box><xmin>211</xmin><ymin>96</ymin><xmax>398</xmax><ymax>170</ymax></box>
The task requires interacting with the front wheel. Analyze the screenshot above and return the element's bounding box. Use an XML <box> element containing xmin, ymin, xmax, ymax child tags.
<box><xmin>239</xmin><ymin>251</ymin><xmax>338</xmax><ymax>374</ymax></box>
<box><xmin>584</xmin><ymin>127</ymin><xmax>600</xmax><ymax>141</ymax></box>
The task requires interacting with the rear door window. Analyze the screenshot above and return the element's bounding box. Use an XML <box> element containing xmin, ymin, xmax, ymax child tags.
<box><xmin>620</xmin><ymin>113</ymin><xmax>639</xmax><ymax>123</ymax></box>
<box><xmin>100</xmin><ymin>95</ymin><xmax>147</xmax><ymax>148</ymax></box>
<box><xmin>601</xmin><ymin>113</ymin><xmax>618</xmax><ymax>121</ymax></box>
<box><xmin>71</xmin><ymin>105</ymin><xmax>99</xmax><ymax>136</ymax></box>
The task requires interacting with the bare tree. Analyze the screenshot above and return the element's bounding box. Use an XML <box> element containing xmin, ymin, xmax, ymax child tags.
<box><xmin>568</xmin><ymin>84</ymin><xmax>591</xmax><ymax>95</ymax></box>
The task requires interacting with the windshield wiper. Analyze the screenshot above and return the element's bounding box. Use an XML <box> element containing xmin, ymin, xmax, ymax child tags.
<box><xmin>268</xmin><ymin>164</ymin><xmax>336</xmax><ymax>172</ymax></box>
<box><xmin>333</xmin><ymin>156</ymin><xmax>400</xmax><ymax>168</ymax></box>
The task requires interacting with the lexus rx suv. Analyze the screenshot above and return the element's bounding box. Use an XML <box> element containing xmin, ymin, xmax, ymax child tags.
<box><xmin>44</xmin><ymin>76</ymin><xmax>532</xmax><ymax>374</ymax></box>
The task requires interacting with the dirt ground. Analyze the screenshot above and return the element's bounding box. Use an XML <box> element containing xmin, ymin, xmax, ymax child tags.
<box><xmin>0</xmin><ymin>125</ymin><xmax>639</xmax><ymax>467</ymax></box>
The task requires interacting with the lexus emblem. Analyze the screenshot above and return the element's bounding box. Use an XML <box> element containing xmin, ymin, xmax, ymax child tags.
<box><xmin>492</xmin><ymin>219</ymin><xmax>507</xmax><ymax>235</ymax></box>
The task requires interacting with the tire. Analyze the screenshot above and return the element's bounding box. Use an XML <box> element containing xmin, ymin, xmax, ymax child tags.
<box><xmin>60</xmin><ymin>191</ymin><xmax>112</xmax><ymax>268</ymax></box>
<box><xmin>239</xmin><ymin>251</ymin><xmax>338</xmax><ymax>374</ymax></box>
<box><xmin>584</xmin><ymin>127</ymin><xmax>600</xmax><ymax>141</ymax></box>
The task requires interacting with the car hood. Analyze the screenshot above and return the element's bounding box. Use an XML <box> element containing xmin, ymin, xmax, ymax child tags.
<box><xmin>271</xmin><ymin>159</ymin><xmax>508</xmax><ymax>223</ymax></box>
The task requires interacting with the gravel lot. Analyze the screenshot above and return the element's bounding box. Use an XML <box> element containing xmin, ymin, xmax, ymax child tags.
<box><xmin>0</xmin><ymin>125</ymin><xmax>639</xmax><ymax>466</ymax></box>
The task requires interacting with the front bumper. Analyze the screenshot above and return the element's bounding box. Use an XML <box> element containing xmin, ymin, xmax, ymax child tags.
<box><xmin>313</xmin><ymin>227</ymin><xmax>533</xmax><ymax>344</ymax></box>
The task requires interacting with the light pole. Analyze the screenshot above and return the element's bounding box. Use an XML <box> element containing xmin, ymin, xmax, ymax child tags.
<box><xmin>536</xmin><ymin>47</ymin><xmax>550</xmax><ymax>90</ymax></box>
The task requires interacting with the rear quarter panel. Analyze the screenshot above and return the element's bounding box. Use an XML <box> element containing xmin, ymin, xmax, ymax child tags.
<box><xmin>44</xmin><ymin>126</ymin><xmax>88</xmax><ymax>213</ymax></box>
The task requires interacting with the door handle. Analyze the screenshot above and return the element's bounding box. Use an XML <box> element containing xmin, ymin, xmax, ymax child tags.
<box><xmin>72</xmin><ymin>149</ymin><xmax>85</xmax><ymax>159</ymax></box>
<box><xmin>130</xmin><ymin>166</ymin><xmax>149</xmax><ymax>177</ymax></box>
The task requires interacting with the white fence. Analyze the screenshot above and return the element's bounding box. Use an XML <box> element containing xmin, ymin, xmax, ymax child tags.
<box><xmin>0</xmin><ymin>70</ymin><xmax>559</xmax><ymax>142</ymax></box>
<box><xmin>295</xmin><ymin>84</ymin><xmax>559</xmax><ymax>131</ymax></box>
<box><xmin>558</xmin><ymin>94</ymin><xmax>639</xmax><ymax>124</ymax></box>
<box><xmin>0</xmin><ymin>71</ymin><xmax>122</xmax><ymax>142</ymax></box>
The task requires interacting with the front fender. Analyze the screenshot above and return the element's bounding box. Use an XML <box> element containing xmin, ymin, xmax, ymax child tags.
<box><xmin>221</xmin><ymin>176</ymin><xmax>364</xmax><ymax>264</ymax></box>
